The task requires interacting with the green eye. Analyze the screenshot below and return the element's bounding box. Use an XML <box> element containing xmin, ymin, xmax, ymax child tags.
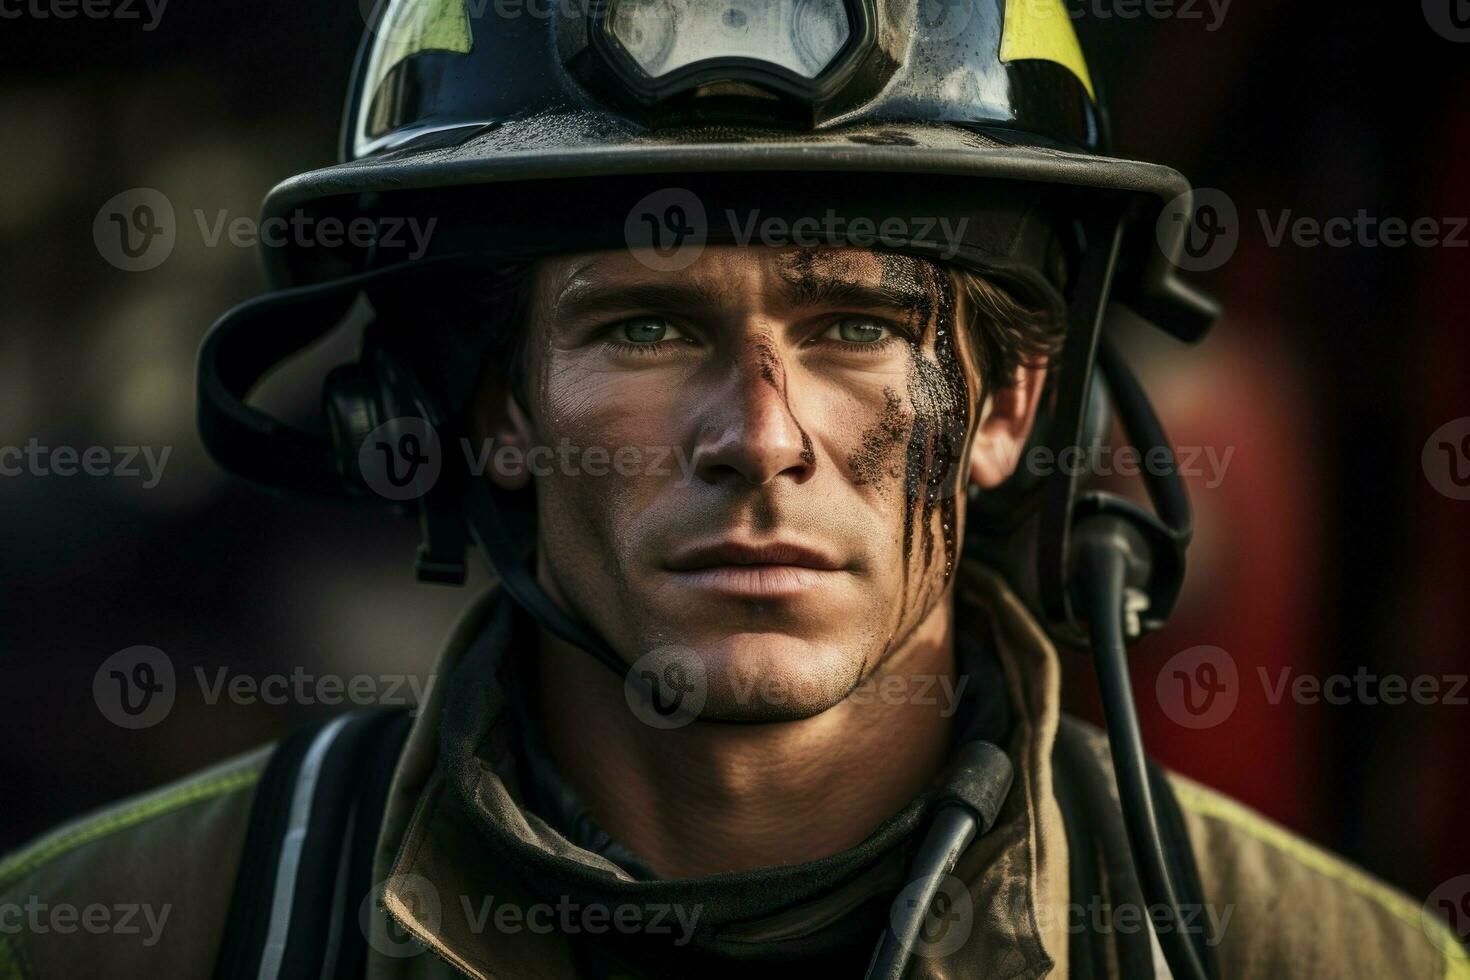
<box><xmin>621</xmin><ymin>316</ymin><xmax>676</xmax><ymax>344</ymax></box>
<box><xmin>831</xmin><ymin>318</ymin><xmax>890</xmax><ymax>344</ymax></box>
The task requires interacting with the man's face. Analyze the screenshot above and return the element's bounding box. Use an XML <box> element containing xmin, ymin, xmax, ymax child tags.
<box><xmin>482</xmin><ymin>246</ymin><xmax>1030</xmax><ymax>721</ymax></box>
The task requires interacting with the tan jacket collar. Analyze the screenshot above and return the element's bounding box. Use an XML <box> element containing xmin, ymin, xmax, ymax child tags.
<box><xmin>376</xmin><ymin>562</ymin><xmax>1070</xmax><ymax>979</ymax></box>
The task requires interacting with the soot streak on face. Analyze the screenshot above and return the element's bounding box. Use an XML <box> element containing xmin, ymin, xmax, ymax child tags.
<box><xmin>848</xmin><ymin>386</ymin><xmax>910</xmax><ymax>489</ymax></box>
<box><xmin>749</xmin><ymin>332</ymin><xmax>818</xmax><ymax>468</ymax></box>
<box><xmin>874</xmin><ymin>253</ymin><xmax>970</xmax><ymax>607</ymax></box>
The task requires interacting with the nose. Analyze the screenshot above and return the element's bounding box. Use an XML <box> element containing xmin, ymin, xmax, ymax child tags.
<box><xmin>689</xmin><ymin>337</ymin><xmax>816</xmax><ymax>487</ymax></box>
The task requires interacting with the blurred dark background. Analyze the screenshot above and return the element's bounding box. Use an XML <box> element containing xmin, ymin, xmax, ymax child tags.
<box><xmin>2</xmin><ymin>0</ymin><xmax>1467</xmax><ymax>905</ymax></box>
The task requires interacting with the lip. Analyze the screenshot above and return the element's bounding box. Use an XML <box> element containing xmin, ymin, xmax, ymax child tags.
<box><xmin>665</xmin><ymin>540</ymin><xmax>845</xmax><ymax>572</ymax></box>
<box><xmin>663</xmin><ymin>540</ymin><xmax>847</xmax><ymax>598</ymax></box>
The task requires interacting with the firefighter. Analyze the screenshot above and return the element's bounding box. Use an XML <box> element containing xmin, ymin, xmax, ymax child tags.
<box><xmin>3</xmin><ymin>1</ymin><xmax>1464</xmax><ymax>977</ymax></box>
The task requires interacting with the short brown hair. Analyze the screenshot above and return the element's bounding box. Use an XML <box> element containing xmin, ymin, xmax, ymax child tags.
<box><xmin>951</xmin><ymin>266</ymin><xmax>1064</xmax><ymax>396</ymax></box>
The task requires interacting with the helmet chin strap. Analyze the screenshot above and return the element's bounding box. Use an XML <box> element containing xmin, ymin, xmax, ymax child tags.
<box><xmin>459</xmin><ymin>477</ymin><xmax>629</xmax><ymax>677</ymax></box>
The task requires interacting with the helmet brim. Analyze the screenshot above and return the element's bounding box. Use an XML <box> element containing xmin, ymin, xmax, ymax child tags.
<box><xmin>265</xmin><ymin>117</ymin><xmax>1190</xmax><ymax>266</ymax></box>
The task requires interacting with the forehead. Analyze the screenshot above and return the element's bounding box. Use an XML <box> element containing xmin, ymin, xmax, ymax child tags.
<box><xmin>529</xmin><ymin>245</ymin><xmax>948</xmax><ymax>311</ymax></box>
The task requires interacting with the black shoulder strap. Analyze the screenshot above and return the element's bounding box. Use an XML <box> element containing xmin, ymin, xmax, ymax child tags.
<box><xmin>1051</xmin><ymin>716</ymin><xmax>1220</xmax><ymax>980</ymax></box>
<box><xmin>214</xmin><ymin>706</ymin><xmax>415</xmax><ymax>980</ymax></box>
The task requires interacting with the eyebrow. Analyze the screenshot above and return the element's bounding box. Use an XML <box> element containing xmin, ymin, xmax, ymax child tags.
<box><xmin>773</xmin><ymin>275</ymin><xmax>930</xmax><ymax>314</ymax></box>
<box><xmin>552</xmin><ymin>272</ymin><xmax>931</xmax><ymax>323</ymax></box>
<box><xmin>552</xmin><ymin>279</ymin><xmax>734</xmax><ymax>321</ymax></box>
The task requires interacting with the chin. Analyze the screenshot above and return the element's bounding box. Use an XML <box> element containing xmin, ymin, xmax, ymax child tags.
<box><xmin>687</xmin><ymin>630</ymin><xmax>868</xmax><ymax>722</ymax></box>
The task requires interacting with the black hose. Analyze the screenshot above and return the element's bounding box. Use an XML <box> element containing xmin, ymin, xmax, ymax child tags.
<box><xmin>865</xmin><ymin>741</ymin><xmax>1013</xmax><ymax>980</ymax></box>
<box><xmin>1076</xmin><ymin>538</ymin><xmax>1210</xmax><ymax>980</ymax></box>
<box><xmin>864</xmin><ymin>806</ymin><xmax>978</xmax><ymax>980</ymax></box>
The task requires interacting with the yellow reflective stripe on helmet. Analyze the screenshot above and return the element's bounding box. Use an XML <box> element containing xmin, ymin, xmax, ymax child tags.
<box><xmin>999</xmin><ymin>0</ymin><xmax>1096</xmax><ymax>102</ymax></box>
<box><xmin>359</xmin><ymin>0</ymin><xmax>475</xmax><ymax>133</ymax></box>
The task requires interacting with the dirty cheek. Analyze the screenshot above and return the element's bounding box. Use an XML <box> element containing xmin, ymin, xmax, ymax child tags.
<box><xmin>847</xmin><ymin>386</ymin><xmax>912</xmax><ymax>490</ymax></box>
<box><xmin>880</xmin><ymin>256</ymin><xmax>972</xmax><ymax>612</ymax></box>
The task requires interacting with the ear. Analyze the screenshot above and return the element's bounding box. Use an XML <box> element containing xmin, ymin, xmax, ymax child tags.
<box><xmin>472</xmin><ymin>372</ymin><xmax>536</xmax><ymax>492</ymax></box>
<box><xmin>968</xmin><ymin>361</ymin><xmax>1048</xmax><ymax>489</ymax></box>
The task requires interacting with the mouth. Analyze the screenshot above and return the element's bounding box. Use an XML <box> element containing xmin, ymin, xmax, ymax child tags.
<box><xmin>663</xmin><ymin>540</ymin><xmax>848</xmax><ymax>598</ymax></box>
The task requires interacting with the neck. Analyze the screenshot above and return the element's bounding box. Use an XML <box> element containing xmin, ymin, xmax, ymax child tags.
<box><xmin>535</xmin><ymin>604</ymin><xmax>958</xmax><ymax>878</ymax></box>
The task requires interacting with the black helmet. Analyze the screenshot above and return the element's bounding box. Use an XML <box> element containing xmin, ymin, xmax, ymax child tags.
<box><xmin>255</xmin><ymin>0</ymin><xmax>1209</xmax><ymax>317</ymax></box>
<box><xmin>197</xmin><ymin>7</ymin><xmax>1219</xmax><ymax>977</ymax></box>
